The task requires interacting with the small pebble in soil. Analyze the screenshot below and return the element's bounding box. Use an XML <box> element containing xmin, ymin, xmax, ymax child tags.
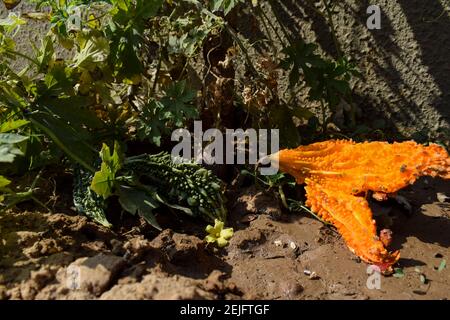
<box><xmin>309</xmin><ymin>272</ymin><xmax>320</xmax><ymax>280</ymax></box>
<box><xmin>274</xmin><ymin>240</ymin><xmax>283</xmax><ymax>247</ymax></box>
<box><xmin>303</xmin><ymin>269</ymin><xmax>319</xmax><ymax>279</ymax></box>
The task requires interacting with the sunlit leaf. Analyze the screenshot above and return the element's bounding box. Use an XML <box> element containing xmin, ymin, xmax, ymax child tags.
<box><xmin>211</xmin><ymin>0</ymin><xmax>243</xmax><ymax>15</ymax></box>
<box><xmin>74</xmin><ymin>35</ymin><xmax>110</xmax><ymax>69</ymax></box>
<box><xmin>0</xmin><ymin>133</ymin><xmax>28</xmax><ymax>144</ymax></box>
<box><xmin>91</xmin><ymin>142</ymin><xmax>123</xmax><ymax>199</ymax></box>
<box><xmin>0</xmin><ymin>119</ymin><xmax>29</xmax><ymax>133</ymax></box>
<box><xmin>0</xmin><ymin>175</ymin><xmax>11</xmax><ymax>188</ymax></box>
<box><xmin>0</xmin><ymin>12</ymin><xmax>25</xmax><ymax>33</ymax></box>
<box><xmin>0</xmin><ymin>143</ymin><xmax>23</xmax><ymax>163</ymax></box>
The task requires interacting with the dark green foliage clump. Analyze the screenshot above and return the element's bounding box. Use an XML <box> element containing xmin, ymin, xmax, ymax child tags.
<box><xmin>72</xmin><ymin>152</ymin><xmax>227</xmax><ymax>228</ymax></box>
<box><xmin>72</xmin><ymin>165</ymin><xmax>111</xmax><ymax>228</ymax></box>
<box><xmin>123</xmin><ymin>152</ymin><xmax>227</xmax><ymax>223</ymax></box>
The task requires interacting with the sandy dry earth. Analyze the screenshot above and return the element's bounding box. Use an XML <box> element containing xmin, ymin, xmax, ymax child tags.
<box><xmin>0</xmin><ymin>176</ymin><xmax>448</xmax><ymax>300</ymax></box>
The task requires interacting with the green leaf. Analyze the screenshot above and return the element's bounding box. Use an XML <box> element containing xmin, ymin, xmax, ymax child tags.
<box><xmin>151</xmin><ymin>191</ymin><xmax>194</xmax><ymax>216</ymax></box>
<box><xmin>118</xmin><ymin>185</ymin><xmax>161</xmax><ymax>230</ymax></box>
<box><xmin>74</xmin><ymin>35</ymin><xmax>110</xmax><ymax>69</ymax></box>
<box><xmin>0</xmin><ymin>133</ymin><xmax>28</xmax><ymax>144</ymax></box>
<box><xmin>91</xmin><ymin>162</ymin><xmax>115</xmax><ymax>199</ymax></box>
<box><xmin>29</xmin><ymin>111</ymin><xmax>96</xmax><ymax>171</ymax></box>
<box><xmin>137</xmin><ymin>101</ymin><xmax>165</xmax><ymax>145</ymax></box>
<box><xmin>211</xmin><ymin>0</ymin><xmax>242</xmax><ymax>15</ymax></box>
<box><xmin>109</xmin><ymin>27</ymin><xmax>143</xmax><ymax>80</ymax></box>
<box><xmin>0</xmin><ymin>133</ymin><xmax>28</xmax><ymax>163</ymax></box>
<box><xmin>136</xmin><ymin>0</ymin><xmax>164</xmax><ymax>20</ymax></box>
<box><xmin>160</xmin><ymin>80</ymin><xmax>198</xmax><ymax>126</ymax></box>
<box><xmin>0</xmin><ymin>143</ymin><xmax>23</xmax><ymax>163</ymax></box>
<box><xmin>35</xmin><ymin>36</ymin><xmax>55</xmax><ymax>74</ymax></box>
<box><xmin>109</xmin><ymin>141</ymin><xmax>124</xmax><ymax>173</ymax></box>
<box><xmin>0</xmin><ymin>175</ymin><xmax>11</xmax><ymax>188</ymax></box>
<box><xmin>42</xmin><ymin>60</ymin><xmax>73</xmax><ymax>94</ymax></box>
<box><xmin>111</xmin><ymin>0</ymin><xmax>131</xmax><ymax>12</ymax></box>
<box><xmin>91</xmin><ymin>142</ymin><xmax>123</xmax><ymax>199</ymax></box>
<box><xmin>281</xmin><ymin>40</ymin><xmax>325</xmax><ymax>89</ymax></box>
<box><xmin>137</xmin><ymin>82</ymin><xmax>198</xmax><ymax>145</ymax></box>
<box><xmin>0</xmin><ymin>12</ymin><xmax>25</xmax><ymax>33</ymax></box>
<box><xmin>37</xmin><ymin>96</ymin><xmax>103</xmax><ymax>129</ymax></box>
<box><xmin>211</xmin><ymin>0</ymin><xmax>224</xmax><ymax>11</ymax></box>
<box><xmin>0</xmin><ymin>119</ymin><xmax>29</xmax><ymax>133</ymax></box>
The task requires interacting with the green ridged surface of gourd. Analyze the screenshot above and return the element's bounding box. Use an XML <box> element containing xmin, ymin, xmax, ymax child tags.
<box><xmin>122</xmin><ymin>152</ymin><xmax>227</xmax><ymax>223</ymax></box>
<box><xmin>72</xmin><ymin>152</ymin><xmax>227</xmax><ymax>226</ymax></box>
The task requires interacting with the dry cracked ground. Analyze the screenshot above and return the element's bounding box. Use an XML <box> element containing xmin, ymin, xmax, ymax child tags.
<box><xmin>0</xmin><ymin>176</ymin><xmax>449</xmax><ymax>300</ymax></box>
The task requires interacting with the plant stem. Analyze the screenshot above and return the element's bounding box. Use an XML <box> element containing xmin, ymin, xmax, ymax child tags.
<box><xmin>255</xmin><ymin>9</ymin><xmax>278</xmax><ymax>53</ymax></box>
<box><xmin>278</xmin><ymin>185</ymin><xmax>289</xmax><ymax>209</ymax></box>
<box><xmin>150</xmin><ymin>43</ymin><xmax>163</xmax><ymax>97</ymax></box>
<box><xmin>266</xmin><ymin>0</ymin><xmax>294</xmax><ymax>46</ymax></box>
<box><xmin>256</xmin><ymin>4</ymin><xmax>287</xmax><ymax>48</ymax></box>
<box><xmin>5</xmin><ymin>49</ymin><xmax>40</xmax><ymax>66</ymax></box>
<box><xmin>31</xmin><ymin>195</ymin><xmax>52</xmax><ymax>212</ymax></box>
<box><xmin>289</xmin><ymin>200</ymin><xmax>334</xmax><ymax>228</ymax></box>
<box><xmin>28</xmin><ymin>116</ymin><xmax>96</xmax><ymax>173</ymax></box>
<box><xmin>321</xmin><ymin>0</ymin><xmax>342</xmax><ymax>58</ymax></box>
<box><xmin>222</xmin><ymin>23</ymin><xmax>259</xmax><ymax>78</ymax></box>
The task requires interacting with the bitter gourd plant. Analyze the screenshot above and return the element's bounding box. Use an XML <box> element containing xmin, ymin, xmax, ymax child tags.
<box><xmin>73</xmin><ymin>147</ymin><xmax>227</xmax><ymax>229</ymax></box>
<box><xmin>122</xmin><ymin>152</ymin><xmax>227</xmax><ymax>223</ymax></box>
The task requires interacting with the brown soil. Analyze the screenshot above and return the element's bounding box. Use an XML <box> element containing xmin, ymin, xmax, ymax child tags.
<box><xmin>0</xmin><ymin>176</ymin><xmax>448</xmax><ymax>300</ymax></box>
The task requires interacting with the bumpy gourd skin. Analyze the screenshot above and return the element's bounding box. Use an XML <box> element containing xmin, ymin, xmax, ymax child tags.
<box><xmin>272</xmin><ymin>140</ymin><xmax>450</xmax><ymax>270</ymax></box>
<box><xmin>123</xmin><ymin>152</ymin><xmax>227</xmax><ymax>223</ymax></box>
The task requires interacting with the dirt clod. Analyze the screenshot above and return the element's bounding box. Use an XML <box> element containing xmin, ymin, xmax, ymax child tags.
<box><xmin>0</xmin><ymin>179</ymin><xmax>449</xmax><ymax>300</ymax></box>
<box><xmin>100</xmin><ymin>272</ymin><xmax>215</xmax><ymax>300</ymax></box>
<box><xmin>57</xmin><ymin>254</ymin><xmax>126</xmax><ymax>296</ymax></box>
<box><xmin>233</xmin><ymin>186</ymin><xmax>282</xmax><ymax>220</ymax></box>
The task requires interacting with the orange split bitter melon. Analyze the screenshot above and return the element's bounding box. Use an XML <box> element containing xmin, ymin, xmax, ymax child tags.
<box><xmin>271</xmin><ymin>140</ymin><xmax>450</xmax><ymax>272</ymax></box>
